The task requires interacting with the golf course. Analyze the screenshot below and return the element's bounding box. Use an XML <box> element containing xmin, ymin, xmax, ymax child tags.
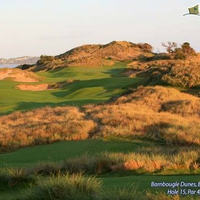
<box><xmin>1</xmin><ymin>41</ymin><xmax>200</xmax><ymax>199</ymax></box>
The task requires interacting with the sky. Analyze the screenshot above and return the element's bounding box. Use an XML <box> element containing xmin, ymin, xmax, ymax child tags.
<box><xmin>0</xmin><ymin>0</ymin><xmax>200</xmax><ymax>58</ymax></box>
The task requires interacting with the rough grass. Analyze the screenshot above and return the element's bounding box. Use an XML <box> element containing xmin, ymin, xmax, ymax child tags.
<box><xmin>86</xmin><ymin>86</ymin><xmax>200</xmax><ymax>146</ymax></box>
<box><xmin>127</xmin><ymin>54</ymin><xmax>200</xmax><ymax>89</ymax></box>
<box><xmin>2</xmin><ymin>146</ymin><xmax>200</xmax><ymax>177</ymax></box>
<box><xmin>1</xmin><ymin>143</ymin><xmax>200</xmax><ymax>199</ymax></box>
<box><xmin>16</xmin><ymin>174</ymin><xmax>101</xmax><ymax>200</ymax></box>
<box><xmin>1</xmin><ymin>164</ymin><xmax>200</xmax><ymax>200</ymax></box>
<box><xmin>26</xmin><ymin>149</ymin><xmax>200</xmax><ymax>175</ymax></box>
<box><xmin>0</xmin><ymin>106</ymin><xmax>96</xmax><ymax>152</ymax></box>
<box><xmin>1</xmin><ymin>86</ymin><xmax>200</xmax><ymax>152</ymax></box>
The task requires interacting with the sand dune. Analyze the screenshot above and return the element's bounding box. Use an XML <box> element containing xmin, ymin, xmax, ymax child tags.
<box><xmin>0</xmin><ymin>68</ymin><xmax>40</xmax><ymax>82</ymax></box>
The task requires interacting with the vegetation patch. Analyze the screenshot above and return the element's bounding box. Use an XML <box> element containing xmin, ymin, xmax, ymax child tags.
<box><xmin>126</xmin><ymin>53</ymin><xmax>200</xmax><ymax>88</ymax></box>
<box><xmin>1</xmin><ymin>86</ymin><xmax>200</xmax><ymax>152</ymax></box>
<box><xmin>31</xmin><ymin>41</ymin><xmax>152</xmax><ymax>71</ymax></box>
<box><xmin>16</xmin><ymin>174</ymin><xmax>101</xmax><ymax>200</ymax></box>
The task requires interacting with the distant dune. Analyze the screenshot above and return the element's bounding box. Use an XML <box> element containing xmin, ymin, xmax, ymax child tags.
<box><xmin>26</xmin><ymin>41</ymin><xmax>152</xmax><ymax>71</ymax></box>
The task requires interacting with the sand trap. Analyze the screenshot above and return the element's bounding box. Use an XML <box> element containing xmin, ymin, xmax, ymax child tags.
<box><xmin>17</xmin><ymin>80</ymin><xmax>78</xmax><ymax>91</ymax></box>
<box><xmin>0</xmin><ymin>68</ymin><xmax>39</xmax><ymax>82</ymax></box>
<box><xmin>17</xmin><ymin>84</ymin><xmax>50</xmax><ymax>91</ymax></box>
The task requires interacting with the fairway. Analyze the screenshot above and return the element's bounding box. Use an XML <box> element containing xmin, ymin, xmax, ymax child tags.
<box><xmin>0</xmin><ymin>139</ymin><xmax>153</xmax><ymax>167</ymax></box>
<box><xmin>0</xmin><ymin>63</ymin><xmax>142</xmax><ymax>115</ymax></box>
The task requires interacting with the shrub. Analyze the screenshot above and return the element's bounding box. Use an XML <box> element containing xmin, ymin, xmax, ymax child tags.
<box><xmin>61</xmin><ymin>153</ymin><xmax>117</xmax><ymax>175</ymax></box>
<box><xmin>4</xmin><ymin>168</ymin><xmax>35</xmax><ymax>187</ymax></box>
<box><xmin>27</xmin><ymin>161</ymin><xmax>62</xmax><ymax>176</ymax></box>
<box><xmin>17</xmin><ymin>174</ymin><xmax>101</xmax><ymax>200</ymax></box>
<box><xmin>174</xmin><ymin>48</ymin><xmax>186</xmax><ymax>60</ymax></box>
<box><xmin>181</xmin><ymin>42</ymin><xmax>196</xmax><ymax>56</ymax></box>
<box><xmin>100</xmin><ymin>186</ymin><xmax>138</xmax><ymax>200</ymax></box>
<box><xmin>37</xmin><ymin>55</ymin><xmax>54</xmax><ymax>65</ymax></box>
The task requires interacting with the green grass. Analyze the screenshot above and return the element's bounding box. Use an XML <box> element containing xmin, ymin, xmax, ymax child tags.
<box><xmin>0</xmin><ymin>139</ymin><xmax>153</xmax><ymax>168</ymax></box>
<box><xmin>101</xmin><ymin>175</ymin><xmax>200</xmax><ymax>191</ymax></box>
<box><xmin>1</xmin><ymin>62</ymin><xmax>200</xmax><ymax>199</ymax></box>
<box><xmin>1</xmin><ymin>140</ymin><xmax>200</xmax><ymax>199</ymax></box>
<box><xmin>0</xmin><ymin>62</ymin><xmax>143</xmax><ymax>115</ymax></box>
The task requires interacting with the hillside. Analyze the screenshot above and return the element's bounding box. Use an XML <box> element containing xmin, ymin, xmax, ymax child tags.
<box><xmin>125</xmin><ymin>53</ymin><xmax>200</xmax><ymax>89</ymax></box>
<box><xmin>26</xmin><ymin>41</ymin><xmax>152</xmax><ymax>71</ymax></box>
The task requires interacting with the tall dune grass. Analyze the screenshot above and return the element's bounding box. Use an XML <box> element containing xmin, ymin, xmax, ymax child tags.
<box><xmin>0</xmin><ymin>86</ymin><xmax>200</xmax><ymax>152</ymax></box>
<box><xmin>16</xmin><ymin>173</ymin><xmax>101</xmax><ymax>200</ymax></box>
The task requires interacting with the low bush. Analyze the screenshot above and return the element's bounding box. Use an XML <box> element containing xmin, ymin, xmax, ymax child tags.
<box><xmin>0</xmin><ymin>168</ymin><xmax>35</xmax><ymax>187</ymax></box>
<box><xmin>100</xmin><ymin>186</ymin><xmax>138</xmax><ymax>200</ymax></box>
<box><xmin>16</xmin><ymin>173</ymin><xmax>101</xmax><ymax>200</ymax></box>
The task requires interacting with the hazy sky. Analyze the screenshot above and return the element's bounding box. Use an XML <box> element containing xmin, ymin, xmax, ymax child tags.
<box><xmin>0</xmin><ymin>0</ymin><xmax>200</xmax><ymax>58</ymax></box>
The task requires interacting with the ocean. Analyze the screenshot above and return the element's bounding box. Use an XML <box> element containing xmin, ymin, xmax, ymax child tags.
<box><xmin>0</xmin><ymin>64</ymin><xmax>19</xmax><ymax>68</ymax></box>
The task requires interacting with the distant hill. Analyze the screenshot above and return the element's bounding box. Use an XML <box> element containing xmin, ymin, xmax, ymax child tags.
<box><xmin>57</xmin><ymin>41</ymin><xmax>152</xmax><ymax>65</ymax></box>
<box><xmin>27</xmin><ymin>41</ymin><xmax>152</xmax><ymax>71</ymax></box>
<box><xmin>0</xmin><ymin>56</ymin><xmax>39</xmax><ymax>65</ymax></box>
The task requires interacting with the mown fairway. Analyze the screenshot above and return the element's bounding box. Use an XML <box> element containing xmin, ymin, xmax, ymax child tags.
<box><xmin>0</xmin><ymin>139</ymin><xmax>144</xmax><ymax>167</ymax></box>
<box><xmin>0</xmin><ymin>63</ymin><xmax>142</xmax><ymax>115</ymax></box>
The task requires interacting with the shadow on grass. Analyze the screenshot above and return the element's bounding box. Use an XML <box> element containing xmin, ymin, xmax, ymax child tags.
<box><xmin>0</xmin><ymin>99</ymin><xmax>103</xmax><ymax>116</ymax></box>
<box><xmin>52</xmin><ymin>77</ymin><xmax>142</xmax><ymax>98</ymax></box>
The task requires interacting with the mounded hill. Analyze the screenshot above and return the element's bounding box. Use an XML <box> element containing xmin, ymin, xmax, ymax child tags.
<box><xmin>125</xmin><ymin>53</ymin><xmax>200</xmax><ymax>89</ymax></box>
<box><xmin>112</xmin><ymin>86</ymin><xmax>200</xmax><ymax>116</ymax></box>
<box><xmin>57</xmin><ymin>41</ymin><xmax>152</xmax><ymax>65</ymax></box>
<box><xmin>25</xmin><ymin>41</ymin><xmax>152</xmax><ymax>71</ymax></box>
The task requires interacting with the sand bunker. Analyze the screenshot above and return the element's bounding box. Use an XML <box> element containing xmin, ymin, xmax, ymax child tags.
<box><xmin>0</xmin><ymin>68</ymin><xmax>39</xmax><ymax>82</ymax></box>
<box><xmin>17</xmin><ymin>84</ymin><xmax>50</xmax><ymax>91</ymax></box>
<box><xmin>17</xmin><ymin>80</ymin><xmax>78</xmax><ymax>91</ymax></box>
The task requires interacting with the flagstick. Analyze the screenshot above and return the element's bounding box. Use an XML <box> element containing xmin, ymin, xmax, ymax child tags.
<box><xmin>183</xmin><ymin>13</ymin><xmax>200</xmax><ymax>16</ymax></box>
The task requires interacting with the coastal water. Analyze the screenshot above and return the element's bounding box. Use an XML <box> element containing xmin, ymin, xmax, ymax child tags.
<box><xmin>0</xmin><ymin>64</ymin><xmax>18</xmax><ymax>68</ymax></box>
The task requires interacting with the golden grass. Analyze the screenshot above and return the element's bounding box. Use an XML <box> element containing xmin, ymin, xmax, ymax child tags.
<box><xmin>24</xmin><ymin>148</ymin><xmax>200</xmax><ymax>175</ymax></box>
<box><xmin>127</xmin><ymin>54</ymin><xmax>200</xmax><ymax>88</ymax></box>
<box><xmin>0</xmin><ymin>106</ymin><xmax>96</xmax><ymax>151</ymax></box>
<box><xmin>0</xmin><ymin>86</ymin><xmax>200</xmax><ymax>151</ymax></box>
<box><xmin>85</xmin><ymin>86</ymin><xmax>200</xmax><ymax>146</ymax></box>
